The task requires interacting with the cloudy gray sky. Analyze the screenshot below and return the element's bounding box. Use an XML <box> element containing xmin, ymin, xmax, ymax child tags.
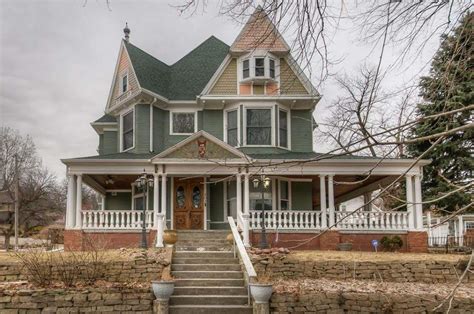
<box><xmin>1</xmin><ymin>0</ymin><xmax>441</xmax><ymax>179</ymax></box>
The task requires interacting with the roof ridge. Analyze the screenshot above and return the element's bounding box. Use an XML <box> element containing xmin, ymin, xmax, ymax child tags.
<box><xmin>170</xmin><ymin>35</ymin><xmax>229</xmax><ymax>66</ymax></box>
<box><xmin>124</xmin><ymin>40</ymin><xmax>171</xmax><ymax>68</ymax></box>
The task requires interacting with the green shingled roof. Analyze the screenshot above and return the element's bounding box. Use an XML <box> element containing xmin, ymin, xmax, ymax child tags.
<box><xmin>68</xmin><ymin>152</ymin><xmax>155</xmax><ymax>160</ymax></box>
<box><xmin>93</xmin><ymin>114</ymin><xmax>117</xmax><ymax>123</ymax></box>
<box><xmin>124</xmin><ymin>36</ymin><xmax>229</xmax><ymax>100</ymax></box>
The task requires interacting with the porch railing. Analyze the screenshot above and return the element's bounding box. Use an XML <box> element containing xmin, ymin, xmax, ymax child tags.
<box><xmin>249</xmin><ymin>210</ymin><xmax>322</xmax><ymax>230</ymax></box>
<box><xmin>336</xmin><ymin>211</ymin><xmax>409</xmax><ymax>231</ymax></box>
<box><xmin>81</xmin><ymin>210</ymin><xmax>154</xmax><ymax>230</ymax></box>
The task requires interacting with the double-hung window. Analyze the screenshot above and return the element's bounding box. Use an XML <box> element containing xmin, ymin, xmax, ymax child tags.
<box><xmin>279</xmin><ymin>180</ymin><xmax>290</xmax><ymax>210</ymax></box>
<box><xmin>122</xmin><ymin>110</ymin><xmax>134</xmax><ymax>151</ymax></box>
<box><xmin>246</xmin><ymin>109</ymin><xmax>272</xmax><ymax>145</ymax></box>
<box><xmin>226</xmin><ymin>110</ymin><xmax>239</xmax><ymax>147</ymax></box>
<box><xmin>242</xmin><ymin>59</ymin><xmax>250</xmax><ymax>79</ymax></box>
<box><xmin>269</xmin><ymin>59</ymin><xmax>275</xmax><ymax>78</ymax></box>
<box><xmin>120</xmin><ymin>72</ymin><xmax>128</xmax><ymax>94</ymax></box>
<box><xmin>278</xmin><ymin>109</ymin><xmax>288</xmax><ymax>148</ymax></box>
<box><xmin>255</xmin><ymin>58</ymin><xmax>265</xmax><ymax>77</ymax></box>
<box><xmin>171</xmin><ymin>112</ymin><xmax>196</xmax><ymax>134</ymax></box>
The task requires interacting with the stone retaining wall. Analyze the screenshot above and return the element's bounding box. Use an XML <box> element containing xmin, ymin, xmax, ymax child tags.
<box><xmin>271</xmin><ymin>290</ymin><xmax>473</xmax><ymax>313</ymax></box>
<box><xmin>0</xmin><ymin>286</ymin><xmax>154</xmax><ymax>313</ymax></box>
<box><xmin>252</xmin><ymin>254</ymin><xmax>472</xmax><ymax>283</ymax></box>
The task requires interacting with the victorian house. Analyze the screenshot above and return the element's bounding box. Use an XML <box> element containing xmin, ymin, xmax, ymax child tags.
<box><xmin>62</xmin><ymin>8</ymin><xmax>429</xmax><ymax>252</ymax></box>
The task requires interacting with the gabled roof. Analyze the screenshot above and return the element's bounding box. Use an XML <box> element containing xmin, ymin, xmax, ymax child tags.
<box><xmin>124</xmin><ymin>36</ymin><xmax>229</xmax><ymax>100</ymax></box>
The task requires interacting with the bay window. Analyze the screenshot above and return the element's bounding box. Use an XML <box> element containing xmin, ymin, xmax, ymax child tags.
<box><xmin>171</xmin><ymin>112</ymin><xmax>196</xmax><ymax>135</ymax></box>
<box><xmin>121</xmin><ymin>109</ymin><xmax>134</xmax><ymax>151</ymax></box>
<box><xmin>246</xmin><ymin>108</ymin><xmax>272</xmax><ymax>145</ymax></box>
<box><xmin>255</xmin><ymin>58</ymin><xmax>265</xmax><ymax>77</ymax></box>
<box><xmin>226</xmin><ymin>110</ymin><xmax>239</xmax><ymax>147</ymax></box>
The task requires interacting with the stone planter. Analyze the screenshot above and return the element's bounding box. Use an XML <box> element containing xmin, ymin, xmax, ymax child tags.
<box><xmin>163</xmin><ymin>230</ymin><xmax>177</xmax><ymax>247</ymax></box>
<box><xmin>338</xmin><ymin>243</ymin><xmax>353</xmax><ymax>251</ymax></box>
<box><xmin>249</xmin><ymin>283</ymin><xmax>272</xmax><ymax>303</ymax></box>
<box><xmin>151</xmin><ymin>281</ymin><xmax>175</xmax><ymax>301</ymax></box>
<box><xmin>226</xmin><ymin>233</ymin><xmax>234</xmax><ymax>245</ymax></box>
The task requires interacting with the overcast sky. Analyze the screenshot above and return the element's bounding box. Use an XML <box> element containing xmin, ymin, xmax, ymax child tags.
<box><xmin>0</xmin><ymin>1</ymin><xmax>441</xmax><ymax>179</ymax></box>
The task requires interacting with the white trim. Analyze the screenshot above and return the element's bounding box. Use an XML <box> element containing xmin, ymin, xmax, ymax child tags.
<box><xmin>243</xmin><ymin>105</ymin><xmax>275</xmax><ymax>146</ymax></box>
<box><xmin>170</xmin><ymin>176</ymin><xmax>173</xmax><ymax>229</ymax></box>
<box><xmin>223</xmin><ymin>108</ymin><xmax>241</xmax><ymax>147</ymax></box>
<box><xmin>169</xmin><ymin>111</ymin><xmax>198</xmax><ymax>136</ymax></box>
<box><xmin>119</xmin><ymin>107</ymin><xmax>135</xmax><ymax>152</ymax></box>
<box><xmin>223</xmin><ymin>180</ymin><xmax>228</xmax><ymax>222</ymax></box>
<box><xmin>277</xmin><ymin>106</ymin><xmax>291</xmax><ymax>150</ymax></box>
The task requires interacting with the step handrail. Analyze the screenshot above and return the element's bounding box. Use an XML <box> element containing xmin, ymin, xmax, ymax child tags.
<box><xmin>228</xmin><ymin>216</ymin><xmax>257</xmax><ymax>282</ymax></box>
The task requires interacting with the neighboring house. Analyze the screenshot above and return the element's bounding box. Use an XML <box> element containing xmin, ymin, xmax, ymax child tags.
<box><xmin>62</xmin><ymin>8</ymin><xmax>430</xmax><ymax>252</ymax></box>
<box><xmin>425</xmin><ymin>212</ymin><xmax>474</xmax><ymax>247</ymax></box>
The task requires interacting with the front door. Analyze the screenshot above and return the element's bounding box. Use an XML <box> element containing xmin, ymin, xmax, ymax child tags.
<box><xmin>174</xmin><ymin>178</ymin><xmax>204</xmax><ymax>230</ymax></box>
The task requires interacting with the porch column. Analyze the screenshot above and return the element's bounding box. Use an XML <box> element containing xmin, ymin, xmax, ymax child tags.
<box><xmin>458</xmin><ymin>215</ymin><xmax>464</xmax><ymax>246</ymax></box>
<box><xmin>66</xmin><ymin>174</ymin><xmax>76</xmax><ymax>229</ymax></box>
<box><xmin>363</xmin><ymin>192</ymin><xmax>373</xmax><ymax>212</ymax></box>
<box><xmin>426</xmin><ymin>211</ymin><xmax>432</xmax><ymax>246</ymax></box>
<box><xmin>100</xmin><ymin>194</ymin><xmax>105</xmax><ymax>210</ymax></box>
<box><xmin>161</xmin><ymin>174</ymin><xmax>167</xmax><ymax>225</ymax></box>
<box><xmin>319</xmin><ymin>175</ymin><xmax>327</xmax><ymax>228</ymax></box>
<box><xmin>75</xmin><ymin>174</ymin><xmax>83</xmax><ymax>229</ymax></box>
<box><xmin>236</xmin><ymin>173</ymin><xmax>242</xmax><ymax>216</ymax></box>
<box><xmin>406</xmin><ymin>175</ymin><xmax>415</xmax><ymax>230</ymax></box>
<box><xmin>328</xmin><ymin>175</ymin><xmax>335</xmax><ymax>227</ymax></box>
<box><xmin>153</xmin><ymin>174</ymin><xmax>160</xmax><ymax>227</ymax></box>
<box><xmin>414</xmin><ymin>174</ymin><xmax>423</xmax><ymax>230</ymax></box>
<box><xmin>242</xmin><ymin>173</ymin><xmax>250</xmax><ymax>247</ymax></box>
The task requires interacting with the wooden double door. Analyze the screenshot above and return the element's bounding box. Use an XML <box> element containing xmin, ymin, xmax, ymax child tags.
<box><xmin>173</xmin><ymin>178</ymin><xmax>204</xmax><ymax>230</ymax></box>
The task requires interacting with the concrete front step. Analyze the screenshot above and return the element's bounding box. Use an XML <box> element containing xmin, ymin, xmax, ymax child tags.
<box><xmin>174</xmin><ymin>278</ymin><xmax>245</xmax><ymax>287</ymax></box>
<box><xmin>174</xmin><ymin>251</ymin><xmax>234</xmax><ymax>258</ymax></box>
<box><xmin>175</xmin><ymin>246</ymin><xmax>231</xmax><ymax>252</ymax></box>
<box><xmin>173</xmin><ymin>286</ymin><xmax>247</xmax><ymax>296</ymax></box>
<box><xmin>172</xmin><ymin>263</ymin><xmax>242</xmax><ymax>271</ymax></box>
<box><xmin>170</xmin><ymin>295</ymin><xmax>248</xmax><ymax>306</ymax></box>
<box><xmin>172</xmin><ymin>271</ymin><xmax>243</xmax><ymax>279</ymax></box>
<box><xmin>172</xmin><ymin>257</ymin><xmax>239</xmax><ymax>265</ymax></box>
<box><xmin>169</xmin><ymin>305</ymin><xmax>252</xmax><ymax>314</ymax></box>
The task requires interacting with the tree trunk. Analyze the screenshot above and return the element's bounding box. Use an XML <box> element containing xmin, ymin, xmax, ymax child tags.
<box><xmin>4</xmin><ymin>233</ymin><xmax>10</xmax><ymax>251</ymax></box>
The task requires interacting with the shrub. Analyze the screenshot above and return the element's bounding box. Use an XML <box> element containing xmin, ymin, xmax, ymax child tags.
<box><xmin>380</xmin><ymin>236</ymin><xmax>403</xmax><ymax>252</ymax></box>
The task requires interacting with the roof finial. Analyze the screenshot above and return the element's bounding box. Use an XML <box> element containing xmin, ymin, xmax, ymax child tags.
<box><xmin>123</xmin><ymin>22</ymin><xmax>130</xmax><ymax>42</ymax></box>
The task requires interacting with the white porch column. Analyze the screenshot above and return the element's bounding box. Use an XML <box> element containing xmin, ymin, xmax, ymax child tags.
<box><xmin>328</xmin><ymin>175</ymin><xmax>335</xmax><ymax>227</ymax></box>
<box><xmin>414</xmin><ymin>174</ymin><xmax>423</xmax><ymax>230</ymax></box>
<box><xmin>319</xmin><ymin>175</ymin><xmax>327</xmax><ymax>228</ymax></box>
<box><xmin>161</xmin><ymin>174</ymin><xmax>167</xmax><ymax>226</ymax></box>
<box><xmin>66</xmin><ymin>175</ymin><xmax>76</xmax><ymax>229</ymax></box>
<box><xmin>100</xmin><ymin>194</ymin><xmax>105</xmax><ymax>211</ymax></box>
<box><xmin>153</xmin><ymin>174</ymin><xmax>160</xmax><ymax>228</ymax></box>
<box><xmin>75</xmin><ymin>174</ymin><xmax>83</xmax><ymax>229</ymax></box>
<box><xmin>242</xmin><ymin>173</ymin><xmax>250</xmax><ymax>247</ymax></box>
<box><xmin>236</xmin><ymin>173</ymin><xmax>242</xmax><ymax>216</ymax></box>
<box><xmin>426</xmin><ymin>211</ymin><xmax>432</xmax><ymax>246</ymax></box>
<box><xmin>458</xmin><ymin>215</ymin><xmax>464</xmax><ymax>246</ymax></box>
<box><xmin>406</xmin><ymin>175</ymin><xmax>415</xmax><ymax>230</ymax></box>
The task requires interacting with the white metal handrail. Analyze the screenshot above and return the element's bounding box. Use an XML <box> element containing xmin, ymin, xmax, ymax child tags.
<box><xmin>336</xmin><ymin>211</ymin><xmax>409</xmax><ymax>230</ymax></box>
<box><xmin>81</xmin><ymin>210</ymin><xmax>154</xmax><ymax>230</ymax></box>
<box><xmin>249</xmin><ymin>210</ymin><xmax>322</xmax><ymax>230</ymax></box>
<box><xmin>228</xmin><ymin>216</ymin><xmax>257</xmax><ymax>282</ymax></box>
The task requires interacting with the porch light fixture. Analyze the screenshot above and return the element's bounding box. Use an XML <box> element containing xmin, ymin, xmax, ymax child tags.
<box><xmin>135</xmin><ymin>171</ymin><xmax>154</xmax><ymax>249</ymax></box>
<box><xmin>252</xmin><ymin>174</ymin><xmax>271</xmax><ymax>249</ymax></box>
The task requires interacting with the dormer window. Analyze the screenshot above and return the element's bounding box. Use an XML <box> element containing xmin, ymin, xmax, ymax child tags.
<box><xmin>243</xmin><ymin>59</ymin><xmax>250</xmax><ymax>79</ymax></box>
<box><xmin>120</xmin><ymin>72</ymin><xmax>128</xmax><ymax>94</ymax></box>
<box><xmin>255</xmin><ymin>58</ymin><xmax>265</xmax><ymax>77</ymax></box>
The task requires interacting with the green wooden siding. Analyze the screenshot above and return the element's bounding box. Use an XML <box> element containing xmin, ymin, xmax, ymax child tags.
<box><xmin>103</xmin><ymin>131</ymin><xmax>118</xmax><ymax>154</ymax></box>
<box><xmin>202</xmin><ymin>110</ymin><xmax>223</xmax><ymax>140</ymax></box>
<box><xmin>210</xmin><ymin>181</ymin><xmax>224</xmax><ymax>223</ymax></box>
<box><xmin>98</xmin><ymin>134</ymin><xmax>104</xmax><ymax>155</ymax></box>
<box><xmin>105</xmin><ymin>192</ymin><xmax>131</xmax><ymax>210</ymax></box>
<box><xmin>134</xmin><ymin>104</ymin><xmax>151</xmax><ymax>153</ymax></box>
<box><xmin>291</xmin><ymin>110</ymin><xmax>313</xmax><ymax>152</ymax></box>
<box><xmin>153</xmin><ymin>107</ymin><xmax>165</xmax><ymax>153</ymax></box>
<box><xmin>291</xmin><ymin>181</ymin><xmax>313</xmax><ymax>210</ymax></box>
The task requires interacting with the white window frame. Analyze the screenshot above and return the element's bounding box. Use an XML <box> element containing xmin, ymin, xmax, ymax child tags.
<box><xmin>277</xmin><ymin>107</ymin><xmax>291</xmax><ymax>150</ymax></box>
<box><xmin>120</xmin><ymin>107</ymin><xmax>135</xmax><ymax>152</ymax></box>
<box><xmin>119</xmin><ymin>70</ymin><xmax>129</xmax><ymax>95</ymax></box>
<box><xmin>223</xmin><ymin>108</ymin><xmax>241</xmax><ymax>147</ymax></box>
<box><xmin>237</xmin><ymin>53</ymin><xmax>280</xmax><ymax>83</ymax></box>
<box><xmin>243</xmin><ymin>105</ymin><xmax>275</xmax><ymax>147</ymax></box>
<box><xmin>169</xmin><ymin>110</ymin><xmax>198</xmax><ymax>135</ymax></box>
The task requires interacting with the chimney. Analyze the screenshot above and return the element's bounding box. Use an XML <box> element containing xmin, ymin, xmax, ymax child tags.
<box><xmin>123</xmin><ymin>22</ymin><xmax>130</xmax><ymax>42</ymax></box>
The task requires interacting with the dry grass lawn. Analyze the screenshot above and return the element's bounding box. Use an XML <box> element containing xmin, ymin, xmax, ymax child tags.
<box><xmin>289</xmin><ymin>250</ymin><xmax>468</xmax><ymax>263</ymax></box>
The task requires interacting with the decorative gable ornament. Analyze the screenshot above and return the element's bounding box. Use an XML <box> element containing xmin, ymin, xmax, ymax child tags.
<box><xmin>197</xmin><ymin>139</ymin><xmax>207</xmax><ymax>158</ymax></box>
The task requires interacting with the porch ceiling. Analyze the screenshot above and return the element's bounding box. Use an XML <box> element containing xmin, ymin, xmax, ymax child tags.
<box><xmin>85</xmin><ymin>174</ymin><xmax>140</xmax><ymax>190</ymax></box>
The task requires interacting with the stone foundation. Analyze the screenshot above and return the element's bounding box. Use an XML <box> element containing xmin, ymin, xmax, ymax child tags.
<box><xmin>64</xmin><ymin>230</ymin><xmax>157</xmax><ymax>251</ymax></box>
<box><xmin>250</xmin><ymin>230</ymin><xmax>428</xmax><ymax>253</ymax></box>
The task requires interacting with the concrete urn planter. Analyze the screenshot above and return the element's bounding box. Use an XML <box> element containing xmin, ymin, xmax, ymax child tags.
<box><xmin>163</xmin><ymin>230</ymin><xmax>177</xmax><ymax>247</ymax></box>
<box><xmin>151</xmin><ymin>281</ymin><xmax>175</xmax><ymax>301</ymax></box>
<box><xmin>249</xmin><ymin>283</ymin><xmax>272</xmax><ymax>303</ymax></box>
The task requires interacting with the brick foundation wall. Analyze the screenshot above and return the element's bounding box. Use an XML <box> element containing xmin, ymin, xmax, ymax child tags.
<box><xmin>64</xmin><ymin>230</ymin><xmax>157</xmax><ymax>251</ymax></box>
<box><xmin>250</xmin><ymin>230</ymin><xmax>427</xmax><ymax>253</ymax></box>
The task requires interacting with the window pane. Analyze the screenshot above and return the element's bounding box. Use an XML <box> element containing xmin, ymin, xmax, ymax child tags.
<box><xmin>123</xmin><ymin>111</ymin><xmax>133</xmax><ymax>132</ymax></box>
<box><xmin>279</xmin><ymin>130</ymin><xmax>287</xmax><ymax>147</ymax></box>
<box><xmin>243</xmin><ymin>60</ymin><xmax>250</xmax><ymax>78</ymax></box>
<box><xmin>247</xmin><ymin>127</ymin><xmax>271</xmax><ymax>145</ymax></box>
<box><xmin>255</xmin><ymin>58</ymin><xmax>265</xmax><ymax>76</ymax></box>
<box><xmin>122</xmin><ymin>75</ymin><xmax>128</xmax><ymax>93</ymax></box>
<box><xmin>227</xmin><ymin>110</ymin><xmax>238</xmax><ymax>146</ymax></box>
<box><xmin>122</xmin><ymin>111</ymin><xmax>134</xmax><ymax>150</ymax></box>
<box><xmin>279</xmin><ymin>110</ymin><xmax>288</xmax><ymax>148</ymax></box>
<box><xmin>192</xmin><ymin>186</ymin><xmax>201</xmax><ymax>208</ymax></box>
<box><xmin>228</xmin><ymin>129</ymin><xmax>238</xmax><ymax>147</ymax></box>
<box><xmin>247</xmin><ymin>109</ymin><xmax>271</xmax><ymax>127</ymax></box>
<box><xmin>123</xmin><ymin>130</ymin><xmax>133</xmax><ymax>150</ymax></box>
<box><xmin>172</xmin><ymin>113</ymin><xmax>195</xmax><ymax>134</ymax></box>
<box><xmin>269</xmin><ymin>59</ymin><xmax>275</xmax><ymax>78</ymax></box>
<box><xmin>246</xmin><ymin>109</ymin><xmax>271</xmax><ymax>145</ymax></box>
<box><xmin>280</xmin><ymin>200</ymin><xmax>289</xmax><ymax>210</ymax></box>
<box><xmin>280</xmin><ymin>181</ymin><xmax>288</xmax><ymax>199</ymax></box>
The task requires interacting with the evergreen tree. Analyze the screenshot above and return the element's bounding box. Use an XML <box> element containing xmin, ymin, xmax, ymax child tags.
<box><xmin>408</xmin><ymin>12</ymin><xmax>473</xmax><ymax>214</ymax></box>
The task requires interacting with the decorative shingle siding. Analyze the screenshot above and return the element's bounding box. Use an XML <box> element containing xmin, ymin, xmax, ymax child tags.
<box><xmin>110</xmin><ymin>49</ymin><xmax>139</xmax><ymax>103</ymax></box>
<box><xmin>202</xmin><ymin>110</ymin><xmax>224</xmax><ymax>140</ymax></box>
<box><xmin>209</xmin><ymin>59</ymin><xmax>237</xmax><ymax>95</ymax></box>
<box><xmin>103</xmin><ymin>131</ymin><xmax>118</xmax><ymax>154</ymax></box>
<box><xmin>291</xmin><ymin>110</ymin><xmax>313</xmax><ymax>152</ymax></box>
<box><xmin>133</xmin><ymin>104</ymin><xmax>151</xmax><ymax>153</ymax></box>
<box><xmin>280</xmin><ymin>58</ymin><xmax>308</xmax><ymax>95</ymax></box>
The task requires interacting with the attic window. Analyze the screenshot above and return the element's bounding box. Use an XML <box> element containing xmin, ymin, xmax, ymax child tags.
<box><xmin>120</xmin><ymin>72</ymin><xmax>128</xmax><ymax>94</ymax></box>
